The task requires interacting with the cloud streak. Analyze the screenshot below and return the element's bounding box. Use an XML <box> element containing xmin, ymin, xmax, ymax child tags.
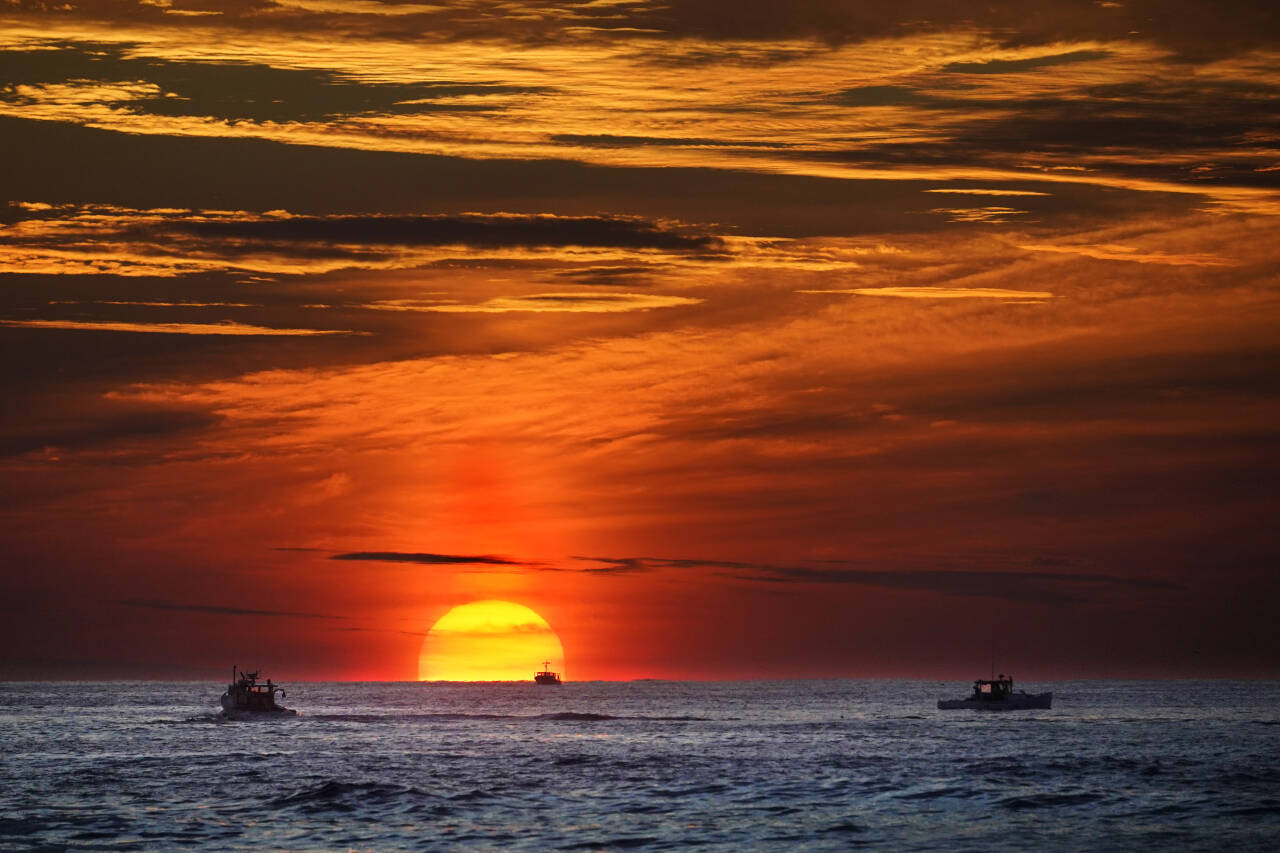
<box><xmin>0</xmin><ymin>206</ymin><xmax>726</xmax><ymax>276</ymax></box>
<box><xmin>408</xmin><ymin>293</ymin><xmax>703</xmax><ymax>313</ymax></box>
<box><xmin>118</xmin><ymin>599</ymin><xmax>340</xmax><ymax>619</ymax></box>
<box><xmin>569</xmin><ymin>557</ymin><xmax>1185</xmax><ymax>605</ymax></box>
<box><xmin>0</xmin><ymin>319</ymin><xmax>359</xmax><ymax>335</ymax></box>
<box><xmin>800</xmin><ymin>287</ymin><xmax>1055</xmax><ymax>300</ymax></box>
<box><xmin>330</xmin><ymin>551</ymin><xmax>522</xmax><ymax>566</ymax></box>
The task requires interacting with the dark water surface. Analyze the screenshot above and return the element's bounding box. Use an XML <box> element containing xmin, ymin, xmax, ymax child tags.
<box><xmin>1</xmin><ymin>680</ymin><xmax>1277</xmax><ymax>850</ymax></box>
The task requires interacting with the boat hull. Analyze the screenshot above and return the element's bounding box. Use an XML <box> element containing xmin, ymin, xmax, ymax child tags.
<box><xmin>938</xmin><ymin>691</ymin><xmax>1052</xmax><ymax>711</ymax></box>
<box><xmin>220</xmin><ymin>692</ymin><xmax>297</xmax><ymax>718</ymax></box>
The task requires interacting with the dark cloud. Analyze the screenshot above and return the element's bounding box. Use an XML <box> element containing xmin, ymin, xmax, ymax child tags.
<box><xmin>551</xmin><ymin>265</ymin><xmax>667</xmax><ymax>286</ymax></box>
<box><xmin>941</xmin><ymin>50</ymin><xmax>1112</xmax><ymax>75</ymax></box>
<box><xmin>826</xmin><ymin>85</ymin><xmax>956</xmax><ymax>108</ymax></box>
<box><xmin>723</xmin><ymin>566</ymin><xmax>1186</xmax><ymax>606</ymax></box>
<box><xmin>118</xmin><ymin>599</ymin><xmax>339</xmax><ymax>618</ymax></box>
<box><xmin>552</xmin><ymin>134</ymin><xmax>791</xmax><ymax>149</ymax></box>
<box><xmin>331</xmin><ymin>551</ymin><xmax>521</xmax><ymax>565</ymax></box>
<box><xmin>7</xmin><ymin>0</ymin><xmax>1279</xmax><ymax>59</ymax></box>
<box><xmin>0</xmin><ymin>403</ymin><xmax>219</xmax><ymax>459</ymax></box>
<box><xmin>161</xmin><ymin>213</ymin><xmax>723</xmax><ymax>252</ymax></box>
<box><xmin>0</xmin><ymin>43</ymin><xmax>549</xmax><ymax>123</ymax></box>
<box><xmin>572</xmin><ymin>556</ymin><xmax>1185</xmax><ymax>605</ymax></box>
<box><xmin>626</xmin><ymin>0</ymin><xmax>1280</xmax><ymax>59</ymax></box>
<box><xmin>814</xmin><ymin>75</ymin><xmax>1280</xmax><ymax>193</ymax></box>
<box><xmin>569</xmin><ymin>556</ymin><xmax>652</xmax><ymax>574</ymax></box>
<box><xmin>328</xmin><ymin>626</ymin><xmax>427</xmax><ymax>636</ymax></box>
<box><xmin>0</xmin><ymin>117</ymin><xmax>1184</xmax><ymax>239</ymax></box>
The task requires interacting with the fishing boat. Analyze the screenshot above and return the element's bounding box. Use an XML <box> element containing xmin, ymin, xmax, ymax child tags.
<box><xmin>534</xmin><ymin>661</ymin><xmax>561</xmax><ymax>685</ymax></box>
<box><xmin>220</xmin><ymin>666</ymin><xmax>297</xmax><ymax>718</ymax></box>
<box><xmin>937</xmin><ymin>674</ymin><xmax>1052</xmax><ymax>710</ymax></box>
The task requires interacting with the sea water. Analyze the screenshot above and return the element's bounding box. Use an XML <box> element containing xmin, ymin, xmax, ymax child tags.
<box><xmin>1</xmin><ymin>680</ymin><xmax>1277</xmax><ymax>851</ymax></box>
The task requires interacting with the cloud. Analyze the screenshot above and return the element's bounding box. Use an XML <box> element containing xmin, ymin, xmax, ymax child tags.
<box><xmin>942</xmin><ymin>50</ymin><xmax>1112</xmax><ymax>74</ymax></box>
<box><xmin>928</xmin><ymin>206</ymin><xmax>1032</xmax><ymax>223</ymax></box>
<box><xmin>725</xmin><ymin>565</ymin><xmax>1187</xmax><ymax>605</ymax></box>
<box><xmin>551</xmin><ymin>134</ymin><xmax>791</xmax><ymax>149</ymax></box>
<box><xmin>0</xmin><ymin>42</ymin><xmax>551</xmax><ymax>123</ymax></box>
<box><xmin>5</xmin><ymin>17</ymin><xmax>1277</xmax><ymax>219</ymax></box>
<box><xmin>118</xmin><ymin>599</ymin><xmax>340</xmax><ymax>618</ymax></box>
<box><xmin>826</xmin><ymin>85</ymin><xmax>948</xmax><ymax>108</ymax></box>
<box><xmin>327</xmin><ymin>626</ymin><xmax>427</xmax><ymax>636</ymax></box>
<box><xmin>0</xmin><ymin>205</ymin><xmax>726</xmax><ymax>276</ymax></box>
<box><xmin>800</xmin><ymin>287</ymin><xmax>1055</xmax><ymax>299</ymax></box>
<box><xmin>0</xmin><ymin>319</ymin><xmax>359</xmax><ymax>335</ymax></box>
<box><xmin>11</xmin><ymin>0</ymin><xmax>1278</xmax><ymax>61</ymax></box>
<box><xmin>925</xmin><ymin>189</ymin><xmax>1052</xmax><ymax>197</ymax></box>
<box><xmin>0</xmin><ymin>404</ymin><xmax>218</xmax><ymax>459</ymax></box>
<box><xmin>330</xmin><ymin>551</ymin><xmax>521</xmax><ymax>565</ymax></box>
<box><xmin>1017</xmin><ymin>242</ymin><xmax>1240</xmax><ymax>266</ymax></box>
<box><xmin>567</xmin><ymin>556</ymin><xmax>1184</xmax><ymax>604</ymax></box>
<box><xmin>165</xmin><ymin>212</ymin><xmax>721</xmax><ymax>251</ymax></box>
<box><xmin>569</xmin><ymin>556</ymin><xmax>653</xmax><ymax>574</ymax></box>
<box><xmin>426</xmin><ymin>622</ymin><xmax>557</xmax><ymax>638</ymax></box>
<box><xmin>408</xmin><ymin>293</ymin><xmax>703</xmax><ymax>313</ymax></box>
<box><xmin>550</xmin><ymin>264</ymin><xmax>669</xmax><ymax>285</ymax></box>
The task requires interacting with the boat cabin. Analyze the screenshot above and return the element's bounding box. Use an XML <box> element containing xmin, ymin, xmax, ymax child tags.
<box><xmin>534</xmin><ymin>661</ymin><xmax>561</xmax><ymax>685</ymax></box>
<box><xmin>972</xmin><ymin>674</ymin><xmax>1015</xmax><ymax>700</ymax></box>
<box><xmin>225</xmin><ymin>667</ymin><xmax>288</xmax><ymax>711</ymax></box>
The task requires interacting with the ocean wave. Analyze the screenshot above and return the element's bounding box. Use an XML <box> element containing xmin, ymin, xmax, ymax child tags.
<box><xmin>894</xmin><ymin>786</ymin><xmax>978</xmax><ymax>800</ymax></box>
<box><xmin>562</xmin><ymin>836</ymin><xmax>660</xmax><ymax>850</ymax></box>
<box><xmin>271</xmin><ymin>779</ymin><xmax>430</xmax><ymax>809</ymax></box>
<box><xmin>1225</xmin><ymin>802</ymin><xmax>1280</xmax><ymax>817</ymax></box>
<box><xmin>1000</xmin><ymin>792</ymin><xmax>1106</xmax><ymax>810</ymax></box>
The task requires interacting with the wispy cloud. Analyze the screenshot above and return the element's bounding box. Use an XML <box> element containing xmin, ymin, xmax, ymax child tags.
<box><xmin>118</xmin><ymin>599</ymin><xmax>340</xmax><ymax>618</ymax></box>
<box><xmin>409</xmin><ymin>293</ymin><xmax>703</xmax><ymax>313</ymax></box>
<box><xmin>925</xmin><ymin>188</ymin><xmax>1052</xmax><ymax>197</ymax></box>
<box><xmin>942</xmin><ymin>49</ymin><xmax>1112</xmax><ymax>74</ymax></box>
<box><xmin>0</xmin><ymin>206</ymin><xmax>726</xmax><ymax>276</ymax></box>
<box><xmin>566</xmin><ymin>557</ymin><xmax>1185</xmax><ymax>605</ymax></box>
<box><xmin>330</xmin><ymin>551</ymin><xmax>521</xmax><ymax>565</ymax></box>
<box><xmin>799</xmin><ymin>287</ymin><xmax>1055</xmax><ymax>299</ymax></box>
<box><xmin>0</xmin><ymin>319</ymin><xmax>359</xmax><ymax>335</ymax></box>
<box><xmin>929</xmin><ymin>206</ymin><xmax>1031</xmax><ymax>223</ymax></box>
<box><xmin>1017</xmin><ymin>242</ymin><xmax>1240</xmax><ymax>266</ymax></box>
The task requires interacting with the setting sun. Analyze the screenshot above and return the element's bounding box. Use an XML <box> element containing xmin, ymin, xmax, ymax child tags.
<box><xmin>418</xmin><ymin>600</ymin><xmax>565</xmax><ymax>682</ymax></box>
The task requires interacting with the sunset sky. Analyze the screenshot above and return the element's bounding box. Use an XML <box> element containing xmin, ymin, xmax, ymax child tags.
<box><xmin>2</xmin><ymin>0</ymin><xmax>1277</xmax><ymax>681</ymax></box>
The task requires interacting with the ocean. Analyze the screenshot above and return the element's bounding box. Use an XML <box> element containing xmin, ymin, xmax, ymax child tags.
<box><xmin>1</xmin><ymin>680</ymin><xmax>1277</xmax><ymax>851</ymax></box>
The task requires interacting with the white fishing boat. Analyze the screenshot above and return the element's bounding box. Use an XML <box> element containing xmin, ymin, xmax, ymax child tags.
<box><xmin>937</xmin><ymin>675</ymin><xmax>1051</xmax><ymax>710</ymax></box>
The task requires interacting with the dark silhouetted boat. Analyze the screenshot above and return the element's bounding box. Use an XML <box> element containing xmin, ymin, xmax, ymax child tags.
<box><xmin>220</xmin><ymin>666</ymin><xmax>297</xmax><ymax>718</ymax></box>
<box><xmin>534</xmin><ymin>661</ymin><xmax>561</xmax><ymax>685</ymax></box>
<box><xmin>937</xmin><ymin>674</ymin><xmax>1051</xmax><ymax>710</ymax></box>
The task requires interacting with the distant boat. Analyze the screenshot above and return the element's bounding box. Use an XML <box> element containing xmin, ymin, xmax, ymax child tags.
<box><xmin>534</xmin><ymin>661</ymin><xmax>562</xmax><ymax>685</ymax></box>
<box><xmin>937</xmin><ymin>675</ymin><xmax>1051</xmax><ymax>711</ymax></box>
<box><xmin>220</xmin><ymin>666</ymin><xmax>297</xmax><ymax>717</ymax></box>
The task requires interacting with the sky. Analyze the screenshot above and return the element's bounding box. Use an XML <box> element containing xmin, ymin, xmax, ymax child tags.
<box><xmin>1</xmin><ymin>0</ymin><xmax>1277</xmax><ymax>681</ymax></box>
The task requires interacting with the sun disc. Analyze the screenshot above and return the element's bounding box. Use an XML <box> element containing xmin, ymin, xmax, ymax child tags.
<box><xmin>418</xmin><ymin>600</ymin><xmax>565</xmax><ymax>681</ymax></box>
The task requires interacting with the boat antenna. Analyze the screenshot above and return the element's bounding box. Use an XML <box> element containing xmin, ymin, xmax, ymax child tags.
<box><xmin>990</xmin><ymin>632</ymin><xmax>995</xmax><ymax>681</ymax></box>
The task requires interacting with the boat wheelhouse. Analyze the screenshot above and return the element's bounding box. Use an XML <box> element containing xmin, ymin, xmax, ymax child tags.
<box><xmin>937</xmin><ymin>674</ymin><xmax>1052</xmax><ymax>710</ymax></box>
<box><xmin>220</xmin><ymin>666</ymin><xmax>297</xmax><ymax>717</ymax></box>
<box><xmin>534</xmin><ymin>661</ymin><xmax>562</xmax><ymax>685</ymax></box>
